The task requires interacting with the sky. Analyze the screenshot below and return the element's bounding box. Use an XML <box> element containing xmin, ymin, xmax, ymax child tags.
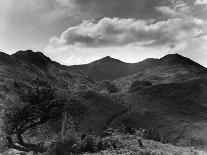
<box><xmin>0</xmin><ymin>0</ymin><xmax>207</xmax><ymax>66</ymax></box>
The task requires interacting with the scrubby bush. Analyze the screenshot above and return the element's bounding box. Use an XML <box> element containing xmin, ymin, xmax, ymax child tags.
<box><xmin>51</xmin><ymin>134</ymin><xmax>78</xmax><ymax>155</ymax></box>
<box><xmin>129</xmin><ymin>80</ymin><xmax>152</xmax><ymax>92</ymax></box>
<box><xmin>102</xmin><ymin>80</ymin><xmax>118</xmax><ymax>94</ymax></box>
<box><xmin>0</xmin><ymin>134</ymin><xmax>7</xmax><ymax>153</ymax></box>
<box><xmin>139</xmin><ymin>149</ymin><xmax>163</xmax><ymax>155</ymax></box>
<box><xmin>83</xmin><ymin>135</ymin><xmax>97</xmax><ymax>153</ymax></box>
<box><xmin>47</xmin><ymin>134</ymin><xmax>120</xmax><ymax>155</ymax></box>
<box><xmin>82</xmin><ymin>135</ymin><xmax>119</xmax><ymax>153</ymax></box>
<box><xmin>143</xmin><ymin>129</ymin><xmax>169</xmax><ymax>144</ymax></box>
<box><xmin>121</xmin><ymin>124</ymin><xmax>136</xmax><ymax>135</ymax></box>
<box><xmin>98</xmin><ymin>137</ymin><xmax>119</xmax><ymax>151</ymax></box>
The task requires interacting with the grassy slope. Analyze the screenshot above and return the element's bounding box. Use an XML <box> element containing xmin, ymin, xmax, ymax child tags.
<box><xmin>1</xmin><ymin>51</ymin><xmax>207</xmax><ymax>153</ymax></box>
<box><xmin>84</xmin><ymin>134</ymin><xmax>207</xmax><ymax>155</ymax></box>
<box><xmin>110</xmin><ymin>79</ymin><xmax>207</xmax><ymax>149</ymax></box>
<box><xmin>4</xmin><ymin>134</ymin><xmax>207</xmax><ymax>155</ymax></box>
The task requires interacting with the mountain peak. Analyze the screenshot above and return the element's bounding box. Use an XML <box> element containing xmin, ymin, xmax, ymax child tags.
<box><xmin>161</xmin><ymin>53</ymin><xmax>184</xmax><ymax>60</ymax></box>
<box><xmin>160</xmin><ymin>53</ymin><xmax>204</xmax><ymax>68</ymax></box>
<box><xmin>101</xmin><ymin>56</ymin><xmax>116</xmax><ymax>60</ymax></box>
<box><xmin>12</xmin><ymin>50</ymin><xmax>51</xmax><ymax>68</ymax></box>
<box><xmin>13</xmin><ymin>50</ymin><xmax>49</xmax><ymax>59</ymax></box>
<box><xmin>104</xmin><ymin>56</ymin><xmax>112</xmax><ymax>59</ymax></box>
<box><xmin>0</xmin><ymin>52</ymin><xmax>14</xmax><ymax>65</ymax></box>
<box><xmin>94</xmin><ymin>56</ymin><xmax>124</xmax><ymax>64</ymax></box>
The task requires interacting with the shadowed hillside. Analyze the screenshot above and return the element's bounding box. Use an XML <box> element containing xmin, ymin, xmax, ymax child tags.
<box><xmin>67</xmin><ymin>53</ymin><xmax>204</xmax><ymax>81</ymax></box>
<box><xmin>110</xmin><ymin>79</ymin><xmax>207</xmax><ymax>149</ymax></box>
<box><xmin>1</xmin><ymin>50</ymin><xmax>207</xmax><ymax>154</ymax></box>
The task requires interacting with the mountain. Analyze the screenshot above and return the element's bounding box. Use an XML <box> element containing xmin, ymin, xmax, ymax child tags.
<box><xmin>66</xmin><ymin>56</ymin><xmax>138</xmax><ymax>81</ymax></box>
<box><xmin>0</xmin><ymin>50</ymin><xmax>100</xmax><ymax>92</ymax></box>
<box><xmin>1</xmin><ymin>50</ymin><xmax>207</xmax><ymax>153</ymax></box>
<box><xmin>67</xmin><ymin>53</ymin><xmax>205</xmax><ymax>81</ymax></box>
<box><xmin>110</xmin><ymin>79</ymin><xmax>207</xmax><ymax>148</ymax></box>
<box><xmin>12</xmin><ymin>50</ymin><xmax>53</xmax><ymax>69</ymax></box>
<box><xmin>87</xmin><ymin>133</ymin><xmax>206</xmax><ymax>155</ymax></box>
<box><xmin>113</xmin><ymin>54</ymin><xmax>206</xmax><ymax>92</ymax></box>
<box><xmin>109</xmin><ymin>54</ymin><xmax>207</xmax><ymax>149</ymax></box>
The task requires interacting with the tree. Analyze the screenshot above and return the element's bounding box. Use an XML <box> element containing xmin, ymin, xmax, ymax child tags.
<box><xmin>3</xmin><ymin>85</ymin><xmax>66</xmax><ymax>153</ymax></box>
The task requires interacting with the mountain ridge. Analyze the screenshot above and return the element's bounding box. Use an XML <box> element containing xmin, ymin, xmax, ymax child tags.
<box><xmin>66</xmin><ymin>52</ymin><xmax>205</xmax><ymax>81</ymax></box>
<box><xmin>1</xmin><ymin>49</ymin><xmax>207</xmax><ymax>151</ymax></box>
<box><xmin>1</xmin><ymin>50</ymin><xmax>205</xmax><ymax>69</ymax></box>
<box><xmin>1</xmin><ymin>50</ymin><xmax>205</xmax><ymax>82</ymax></box>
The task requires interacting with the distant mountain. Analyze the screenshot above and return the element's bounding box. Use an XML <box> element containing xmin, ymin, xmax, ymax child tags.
<box><xmin>66</xmin><ymin>56</ymin><xmax>137</xmax><ymax>81</ymax></box>
<box><xmin>4</xmin><ymin>50</ymin><xmax>203</xmax><ymax>82</ymax></box>
<box><xmin>0</xmin><ymin>50</ymin><xmax>205</xmax><ymax>92</ymax></box>
<box><xmin>0</xmin><ymin>50</ymin><xmax>127</xmax><ymax>146</ymax></box>
<box><xmin>12</xmin><ymin>50</ymin><xmax>53</xmax><ymax>69</ymax></box>
<box><xmin>113</xmin><ymin>54</ymin><xmax>206</xmax><ymax>92</ymax></box>
<box><xmin>67</xmin><ymin>53</ymin><xmax>205</xmax><ymax>81</ymax></box>
<box><xmin>1</xmin><ymin>50</ymin><xmax>207</xmax><ymax>150</ymax></box>
<box><xmin>0</xmin><ymin>50</ymin><xmax>99</xmax><ymax>93</ymax></box>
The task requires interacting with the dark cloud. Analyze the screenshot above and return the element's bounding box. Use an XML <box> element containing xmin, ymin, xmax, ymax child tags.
<box><xmin>3</xmin><ymin>0</ymin><xmax>207</xmax><ymax>66</ymax></box>
<box><xmin>72</xmin><ymin>0</ymin><xmax>172</xmax><ymax>20</ymax></box>
<box><xmin>45</xmin><ymin>0</ymin><xmax>207</xmax><ymax>66</ymax></box>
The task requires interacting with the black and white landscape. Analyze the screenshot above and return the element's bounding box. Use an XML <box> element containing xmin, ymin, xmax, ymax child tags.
<box><xmin>1</xmin><ymin>0</ymin><xmax>207</xmax><ymax>155</ymax></box>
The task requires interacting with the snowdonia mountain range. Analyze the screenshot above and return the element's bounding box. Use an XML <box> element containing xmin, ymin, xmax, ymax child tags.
<box><xmin>1</xmin><ymin>50</ymin><xmax>207</xmax><ymax>153</ymax></box>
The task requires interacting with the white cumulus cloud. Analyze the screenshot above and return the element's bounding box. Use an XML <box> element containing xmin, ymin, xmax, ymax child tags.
<box><xmin>45</xmin><ymin>16</ymin><xmax>207</xmax><ymax>66</ymax></box>
<box><xmin>50</xmin><ymin>17</ymin><xmax>205</xmax><ymax>48</ymax></box>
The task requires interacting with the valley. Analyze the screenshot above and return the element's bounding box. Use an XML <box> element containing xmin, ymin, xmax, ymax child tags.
<box><xmin>1</xmin><ymin>50</ymin><xmax>207</xmax><ymax>154</ymax></box>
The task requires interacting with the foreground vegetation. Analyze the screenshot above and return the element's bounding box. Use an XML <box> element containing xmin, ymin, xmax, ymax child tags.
<box><xmin>1</xmin><ymin>51</ymin><xmax>207</xmax><ymax>154</ymax></box>
<box><xmin>2</xmin><ymin>129</ymin><xmax>207</xmax><ymax>155</ymax></box>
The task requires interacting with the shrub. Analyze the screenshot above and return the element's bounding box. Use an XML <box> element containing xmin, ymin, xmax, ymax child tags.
<box><xmin>140</xmin><ymin>149</ymin><xmax>163</xmax><ymax>155</ymax></box>
<box><xmin>0</xmin><ymin>134</ymin><xmax>7</xmax><ymax>153</ymax></box>
<box><xmin>120</xmin><ymin>124</ymin><xmax>136</xmax><ymax>135</ymax></box>
<box><xmin>97</xmin><ymin>137</ymin><xmax>119</xmax><ymax>151</ymax></box>
<box><xmin>47</xmin><ymin>134</ymin><xmax>120</xmax><ymax>155</ymax></box>
<box><xmin>46</xmin><ymin>134</ymin><xmax>78</xmax><ymax>155</ymax></box>
<box><xmin>129</xmin><ymin>80</ymin><xmax>152</xmax><ymax>92</ymax></box>
<box><xmin>143</xmin><ymin>129</ymin><xmax>169</xmax><ymax>144</ymax></box>
<box><xmin>84</xmin><ymin>135</ymin><xmax>97</xmax><ymax>153</ymax></box>
<box><xmin>102</xmin><ymin>80</ymin><xmax>118</xmax><ymax>94</ymax></box>
<box><xmin>80</xmin><ymin>135</ymin><xmax>119</xmax><ymax>153</ymax></box>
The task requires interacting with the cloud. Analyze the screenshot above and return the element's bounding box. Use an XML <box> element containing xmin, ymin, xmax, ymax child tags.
<box><xmin>45</xmin><ymin>43</ymin><xmax>166</xmax><ymax>65</ymax></box>
<box><xmin>46</xmin><ymin>15</ymin><xmax>207</xmax><ymax>66</ymax></box>
<box><xmin>71</xmin><ymin>0</ymin><xmax>168</xmax><ymax>19</ymax></box>
<box><xmin>173</xmin><ymin>0</ymin><xmax>191</xmax><ymax>13</ymax></box>
<box><xmin>50</xmin><ymin>17</ymin><xmax>205</xmax><ymax>48</ymax></box>
<box><xmin>43</xmin><ymin>0</ymin><xmax>207</xmax><ymax>67</ymax></box>
<box><xmin>195</xmin><ymin>0</ymin><xmax>207</xmax><ymax>5</ymax></box>
<box><xmin>155</xmin><ymin>0</ymin><xmax>191</xmax><ymax>18</ymax></box>
<box><xmin>155</xmin><ymin>6</ymin><xmax>178</xmax><ymax>16</ymax></box>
